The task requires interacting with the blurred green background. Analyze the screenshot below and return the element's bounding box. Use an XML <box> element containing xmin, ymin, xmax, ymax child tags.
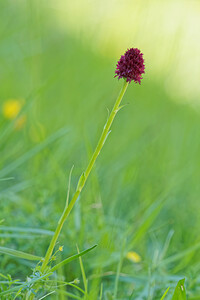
<box><xmin>1</xmin><ymin>0</ymin><xmax>200</xmax><ymax>299</ymax></box>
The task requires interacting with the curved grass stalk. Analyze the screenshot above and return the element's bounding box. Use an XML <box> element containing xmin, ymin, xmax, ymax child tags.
<box><xmin>41</xmin><ymin>80</ymin><xmax>129</xmax><ymax>273</ymax></box>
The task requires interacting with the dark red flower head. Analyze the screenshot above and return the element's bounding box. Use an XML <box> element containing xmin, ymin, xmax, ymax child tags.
<box><xmin>115</xmin><ymin>48</ymin><xmax>145</xmax><ymax>84</ymax></box>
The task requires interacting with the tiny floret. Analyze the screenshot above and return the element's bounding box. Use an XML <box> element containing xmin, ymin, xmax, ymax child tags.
<box><xmin>59</xmin><ymin>246</ymin><xmax>63</xmax><ymax>252</ymax></box>
<box><xmin>115</xmin><ymin>48</ymin><xmax>145</xmax><ymax>84</ymax></box>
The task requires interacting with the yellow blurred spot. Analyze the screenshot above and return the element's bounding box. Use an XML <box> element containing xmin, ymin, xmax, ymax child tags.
<box><xmin>14</xmin><ymin>115</ymin><xmax>26</xmax><ymax>130</ymax></box>
<box><xmin>59</xmin><ymin>246</ymin><xmax>63</xmax><ymax>252</ymax></box>
<box><xmin>2</xmin><ymin>99</ymin><xmax>22</xmax><ymax>120</ymax></box>
<box><xmin>126</xmin><ymin>251</ymin><xmax>141</xmax><ymax>263</ymax></box>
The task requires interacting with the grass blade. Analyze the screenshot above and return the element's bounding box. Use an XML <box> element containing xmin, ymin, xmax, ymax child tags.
<box><xmin>0</xmin><ymin>234</ymin><xmax>48</xmax><ymax>239</ymax></box>
<box><xmin>38</xmin><ymin>291</ymin><xmax>56</xmax><ymax>299</ymax></box>
<box><xmin>56</xmin><ymin>290</ymin><xmax>82</xmax><ymax>300</ymax></box>
<box><xmin>77</xmin><ymin>245</ymin><xmax>88</xmax><ymax>296</ymax></box>
<box><xmin>128</xmin><ymin>199</ymin><xmax>163</xmax><ymax>248</ymax></box>
<box><xmin>0</xmin><ymin>226</ymin><xmax>54</xmax><ymax>236</ymax></box>
<box><xmin>66</xmin><ymin>165</ymin><xmax>74</xmax><ymax>207</ymax></box>
<box><xmin>99</xmin><ymin>283</ymin><xmax>103</xmax><ymax>300</ymax></box>
<box><xmin>51</xmin><ymin>245</ymin><xmax>97</xmax><ymax>272</ymax></box>
<box><xmin>160</xmin><ymin>242</ymin><xmax>200</xmax><ymax>266</ymax></box>
<box><xmin>0</xmin><ymin>127</ymin><xmax>69</xmax><ymax>178</ymax></box>
<box><xmin>113</xmin><ymin>239</ymin><xmax>125</xmax><ymax>299</ymax></box>
<box><xmin>0</xmin><ymin>246</ymin><xmax>43</xmax><ymax>261</ymax></box>
<box><xmin>160</xmin><ymin>287</ymin><xmax>170</xmax><ymax>300</ymax></box>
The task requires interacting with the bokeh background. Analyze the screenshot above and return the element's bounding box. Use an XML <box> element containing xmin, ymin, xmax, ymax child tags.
<box><xmin>1</xmin><ymin>0</ymin><xmax>200</xmax><ymax>299</ymax></box>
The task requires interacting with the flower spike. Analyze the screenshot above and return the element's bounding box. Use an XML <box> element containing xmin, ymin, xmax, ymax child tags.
<box><xmin>115</xmin><ymin>48</ymin><xmax>145</xmax><ymax>84</ymax></box>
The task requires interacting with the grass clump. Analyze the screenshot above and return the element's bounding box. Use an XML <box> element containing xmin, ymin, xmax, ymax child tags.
<box><xmin>1</xmin><ymin>2</ymin><xmax>200</xmax><ymax>299</ymax></box>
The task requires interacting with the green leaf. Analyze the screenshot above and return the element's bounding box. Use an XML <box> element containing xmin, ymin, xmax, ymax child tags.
<box><xmin>117</xmin><ymin>103</ymin><xmax>129</xmax><ymax>112</ymax></box>
<box><xmin>172</xmin><ymin>279</ymin><xmax>186</xmax><ymax>300</ymax></box>
<box><xmin>0</xmin><ymin>273</ymin><xmax>51</xmax><ymax>296</ymax></box>
<box><xmin>99</xmin><ymin>284</ymin><xmax>103</xmax><ymax>300</ymax></box>
<box><xmin>0</xmin><ymin>246</ymin><xmax>43</xmax><ymax>261</ymax></box>
<box><xmin>77</xmin><ymin>245</ymin><xmax>88</xmax><ymax>295</ymax></box>
<box><xmin>76</xmin><ymin>172</ymin><xmax>85</xmax><ymax>192</ymax></box>
<box><xmin>160</xmin><ymin>287</ymin><xmax>170</xmax><ymax>300</ymax></box>
<box><xmin>66</xmin><ymin>165</ymin><xmax>74</xmax><ymax>207</ymax></box>
<box><xmin>50</xmin><ymin>244</ymin><xmax>97</xmax><ymax>272</ymax></box>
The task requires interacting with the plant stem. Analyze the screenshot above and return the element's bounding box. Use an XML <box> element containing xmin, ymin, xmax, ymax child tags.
<box><xmin>41</xmin><ymin>80</ymin><xmax>129</xmax><ymax>273</ymax></box>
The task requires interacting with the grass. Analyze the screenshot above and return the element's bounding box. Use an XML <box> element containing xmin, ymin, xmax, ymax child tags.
<box><xmin>1</xmin><ymin>1</ymin><xmax>200</xmax><ymax>299</ymax></box>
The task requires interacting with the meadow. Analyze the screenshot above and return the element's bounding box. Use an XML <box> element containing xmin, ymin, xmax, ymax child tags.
<box><xmin>0</xmin><ymin>1</ymin><xmax>200</xmax><ymax>299</ymax></box>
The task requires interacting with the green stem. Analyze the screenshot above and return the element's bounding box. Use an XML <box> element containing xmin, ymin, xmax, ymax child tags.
<box><xmin>41</xmin><ymin>80</ymin><xmax>129</xmax><ymax>273</ymax></box>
